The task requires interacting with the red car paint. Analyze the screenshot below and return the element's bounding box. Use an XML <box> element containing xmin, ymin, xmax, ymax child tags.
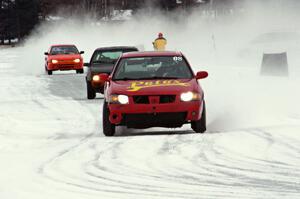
<box><xmin>107</xmin><ymin>79</ymin><xmax>203</xmax><ymax>124</ymax></box>
<box><xmin>98</xmin><ymin>51</ymin><xmax>208</xmax><ymax>135</ymax></box>
<box><xmin>44</xmin><ymin>44</ymin><xmax>84</xmax><ymax>74</ymax></box>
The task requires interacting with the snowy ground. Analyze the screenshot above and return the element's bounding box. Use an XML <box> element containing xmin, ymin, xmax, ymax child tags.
<box><xmin>2</xmin><ymin>7</ymin><xmax>300</xmax><ymax>197</ymax></box>
<box><xmin>0</xmin><ymin>42</ymin><xmax>300</xmax><ymax>199</ymax></box>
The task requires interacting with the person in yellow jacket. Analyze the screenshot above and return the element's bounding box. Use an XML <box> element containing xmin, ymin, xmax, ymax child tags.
<box><xmin>153</xmin><ymin>32</ymin><xmax>167</xmax><ymax>51</ymax></box>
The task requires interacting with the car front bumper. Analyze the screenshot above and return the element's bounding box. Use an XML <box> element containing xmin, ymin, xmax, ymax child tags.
<box><xmin>108</xmin><ymin>101</ymin><xmax>203</xmax><ymax>127</ymax></box>
<box><xmin>47</xmin><ymin>63</ymin><xmax>83</xmax><ymax>71</ymax></box>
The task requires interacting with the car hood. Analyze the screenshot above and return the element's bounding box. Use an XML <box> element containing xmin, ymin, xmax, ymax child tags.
<box><xmin>109</xmin><ymin>79</ymin><xmax>200</xmax><ymax>95</ymax></box>
<box><xmin>48</xmin><ymin>54</ymin><xmax>82</xmax><ymax>60</ymax></box>
<box><xmin>90</xmin><ymin>63</ymin><xmax>114</xmax><ymax>74</ymax></box>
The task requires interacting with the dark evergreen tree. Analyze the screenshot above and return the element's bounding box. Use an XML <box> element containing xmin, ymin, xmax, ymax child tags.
<box><xmin>15</xmin><ymin>0</ymin><xmax>39</xmax><ymax>40</ymax></box>
<box><xmin>0</xmin><ymin>0</ymin><xmax>40</xmax><ymax>44</ymax></box>
<box><xmin>0</xmin><ymin>0</ymin><xmax>17</xmax><ymax>44</ymax></box>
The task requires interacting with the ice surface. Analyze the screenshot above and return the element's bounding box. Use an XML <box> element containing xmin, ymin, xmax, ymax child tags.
<box><xmin>1</xmin><ymin>2</ymin><xmax>300</xmax><ymax>198</ymax></box>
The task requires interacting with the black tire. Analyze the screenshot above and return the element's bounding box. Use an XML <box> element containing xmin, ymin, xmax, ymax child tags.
<box><xmin>99</xmin><ymin>87</ymin><xmax>104</xmax><ymax>94</ymax></box>
<box><xmin>76</xmin><ymin>69</ymin><xmax>84</xmax><ymax>74</ymax></box>
<box><xmin>87</xmin><ymin>81</ymin><xmax>96</xmax><ymax>99</ymax></box>
<box><xmin>47</xmin><ymin>70</ymin><xmax>52</xmax><ymax>75</ymax></box>
<box><xmin>103</xmin><ymin>102</ymin><xmax>115</xmax><ymax>136</ymax></box>
<box><xmin>191</xmin><ymin>100</ymin><xmax>206</xmax><ymax>133</ymax></box>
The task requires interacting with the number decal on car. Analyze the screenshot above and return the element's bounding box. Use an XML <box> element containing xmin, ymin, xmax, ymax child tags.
<box><xmin>173</xmin><ymin>56</ymin><xmax>183</xmax><ymax>61</ymax></box>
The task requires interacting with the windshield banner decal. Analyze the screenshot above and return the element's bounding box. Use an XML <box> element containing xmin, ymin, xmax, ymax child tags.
<box><xmin>127</xmin><ymin>80</ymin><xmax>190</xmax><ymax>92</ymax></box>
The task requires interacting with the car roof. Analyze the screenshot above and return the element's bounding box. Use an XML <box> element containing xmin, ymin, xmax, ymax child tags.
<box><xmin>122</xmin><ymin>51</ymin><xmax>183</xmax><ymax>58</ymax></box>
<box><xmin>50</xmin><ymin>44</ymin><xmax>76</xmax><ymax>47</ymax></box>
<box><xmin>95</xmin><ymin>46</ymin><xmax>138</xmax><ymax>51</ymax></box>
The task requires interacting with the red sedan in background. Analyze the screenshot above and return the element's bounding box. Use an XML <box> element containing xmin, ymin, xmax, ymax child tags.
<box><xmin>44</xmin><ymin>44</ymin><xmax>84</xmax><ymax>75</ymax></box>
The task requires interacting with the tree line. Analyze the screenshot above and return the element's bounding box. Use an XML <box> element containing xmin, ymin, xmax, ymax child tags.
<box><xmin>1</xmin><ymin>0</ymin><xmax>238</xmax><ymax>45</ymax></box>
<box><xmin>0</xmin><ymin>0</ymin><xmax>39</xmax><ymax>44</ymax></box>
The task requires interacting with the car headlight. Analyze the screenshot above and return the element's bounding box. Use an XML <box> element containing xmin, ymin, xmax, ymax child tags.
<box><xmin>51</xmin><ymin>59</ymin><xmax>58</xmax><ymax>64</ymax></box>
<box><xmin>92</xmin><ymin>75</ymin><xmax>100</xmax><ymax>82</ymax></box>
<box><xmin>74</xmin><ymin>58</ymin><xmax>81</xmax><ymax>63</ymax></box>
<box><xmin>109</xmin><ymin>94</ymin><xmax>129</xmax><ymax>104</ymax></box>
<box><xmin>180</xmin><ymin>92</ymin><xmax>201</xmax><ymax>102</ymax></box>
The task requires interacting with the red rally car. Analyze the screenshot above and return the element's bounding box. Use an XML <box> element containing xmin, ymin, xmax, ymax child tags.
<box><xmin>44</xmin><ymin>44</ymin><xmax>84</xmax><ymax>75</ymax></box>
<box><xmin>94</xmin><ymin>51</ymin><xmax>208</xmax><ymax>136</ymax></box>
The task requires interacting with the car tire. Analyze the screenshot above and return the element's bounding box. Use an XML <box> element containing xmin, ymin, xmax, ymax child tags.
<box><xmin>87</xmin><ymin>81</ymin><xmax>96</xmax><ymax>99</ymax></box>
<box><xmin>191</xmin><ymin>100</ymin><xmax>206</xmax><ymax>133</ymax></box>
<box><xmin>47</xmin><ymin>70</ymin><xmax>53</xmax><ymax>75</ymax></box>
<box><xmin>99</xmin><ymin>87</ymin><xmax>104</xmax><ymax>94</ymax></box>
<box><xmin>76</xmin><ymin>69</ymin><xmax>84</xmax><ymax>74</ymax></box>
<box><xmin>103</xmin><ymin>102</ymin><xmax>115</xmax><ymax>136</ymax></box>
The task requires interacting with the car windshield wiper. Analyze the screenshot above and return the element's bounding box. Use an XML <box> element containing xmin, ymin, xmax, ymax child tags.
<box><xmin>92</xmin><ymin>61</ymin><xmax>114</xmax><ymax>64</ymax></box>
<box><xmin>113</xmin><ymin>76</ymin><xmax>181</xmax><ymax>81</ymax></box>
<box><xmin>133</xmin><ymin>76</ymin><xmax>180</xmax><ymax>80</ymax></box>
<box><xmin>113</xmin><ymin>77</ymin><xmax>139</xmax><ymax>81</ymax></box>
<box><xmin>92</xmin><ymin>61</ymin><xmax>106</xmax><ymax>64</ymax></box>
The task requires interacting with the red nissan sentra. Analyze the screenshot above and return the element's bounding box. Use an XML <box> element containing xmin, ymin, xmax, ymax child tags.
<box><xmin>44</xmin><ymin>44</ymin><xmax>84</xmax><ymax>75</ymax></box>
<box><xmin>93</xmin><ymin>51</ymin><xmax>208</xmax><ymax>136</ymax></box>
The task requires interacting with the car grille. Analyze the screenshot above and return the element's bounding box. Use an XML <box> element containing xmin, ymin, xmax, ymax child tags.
<box><xmin>59</xmin><ymin>64</ymin><xmax>75</xmax><ymax>68</ymax></box>
<box><xmin>122</xmin><ymin>112</ymin><xmax>187</xmax><ymax>128</ymax></box>
<box><xmin>132</xmin><ymin>95</ymin><xmax>176</xmax><ymax>104</ymax></box>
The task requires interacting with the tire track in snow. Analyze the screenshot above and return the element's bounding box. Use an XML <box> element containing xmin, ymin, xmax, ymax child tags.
<box><xmin>35</xmin><ymin>71</ymin><xmax>300</xmax><ymax>199</ymax></box>
<box><xmin>37</xmin><ymin>130</ymin><xmax>300</xmax><ymax>198</ymax></box>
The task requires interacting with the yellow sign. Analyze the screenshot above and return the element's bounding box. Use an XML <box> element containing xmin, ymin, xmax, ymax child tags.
<box><xmin>127</xmin><ymin>80</ymin><xmax>190</xmax><ymax>92</ymax></box>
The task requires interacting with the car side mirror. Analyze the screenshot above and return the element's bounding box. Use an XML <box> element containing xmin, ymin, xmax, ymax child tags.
<box><xmin>80</xmin><ymin>51</ymin><xmax>84</xmax><ymax>54</ymax></box>
<box><xmin>196</xmin><ymin>71</ymin><xmax>208</xmax><ymax>79</ymax></box>
<box><xmin>44</xmin><ymin>52</ymin><xmax>49</xmax><ymax>55</ymax></box>
<box><xmin>84</xmin><ymin>63</ymin><xmax>90</xmax><ymax>67</ymax></box>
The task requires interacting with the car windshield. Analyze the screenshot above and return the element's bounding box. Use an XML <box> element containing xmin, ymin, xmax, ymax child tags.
<box><xmin>50</xmin><ymin>46</ymin><xmax>79</xmax><ymax>55</ymax></box>
<box><xmin>113</xmin><ymin>56</ymin><xmax>193</xmax><ymax>80</ymax></box>
<box><xmin>92</xmin><ymin>50</ymin><xmax>129</xmax><ymax>64</ymax></box>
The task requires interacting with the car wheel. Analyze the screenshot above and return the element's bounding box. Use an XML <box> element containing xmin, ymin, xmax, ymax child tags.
<box><xmin>76</xmin><ymin>69</ymin><xmax>84</xmax><ymax>74</ymax></box>
<box><xmin>99</xmin><ymin>87</ymin><xmax>104</xmax><ymax>94</ymax></box>
<box><xmin>87</xmin><ymin>81</ymin><xmax>96</xmax><ymax>99</ymax></box>
<box><xmin>47</xmin><ymin>70</ymin><xmax>53</xmax><ymax>75</ymax></box>
<box><xmin>191</xmin><ymin>100</ymin><xmax>206</xmax><ymax>133</ymax></box>
<box><xmin>103</xmin><ymin>102</ymin><xmax>115</xmax><ymax>136</ymax></box>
